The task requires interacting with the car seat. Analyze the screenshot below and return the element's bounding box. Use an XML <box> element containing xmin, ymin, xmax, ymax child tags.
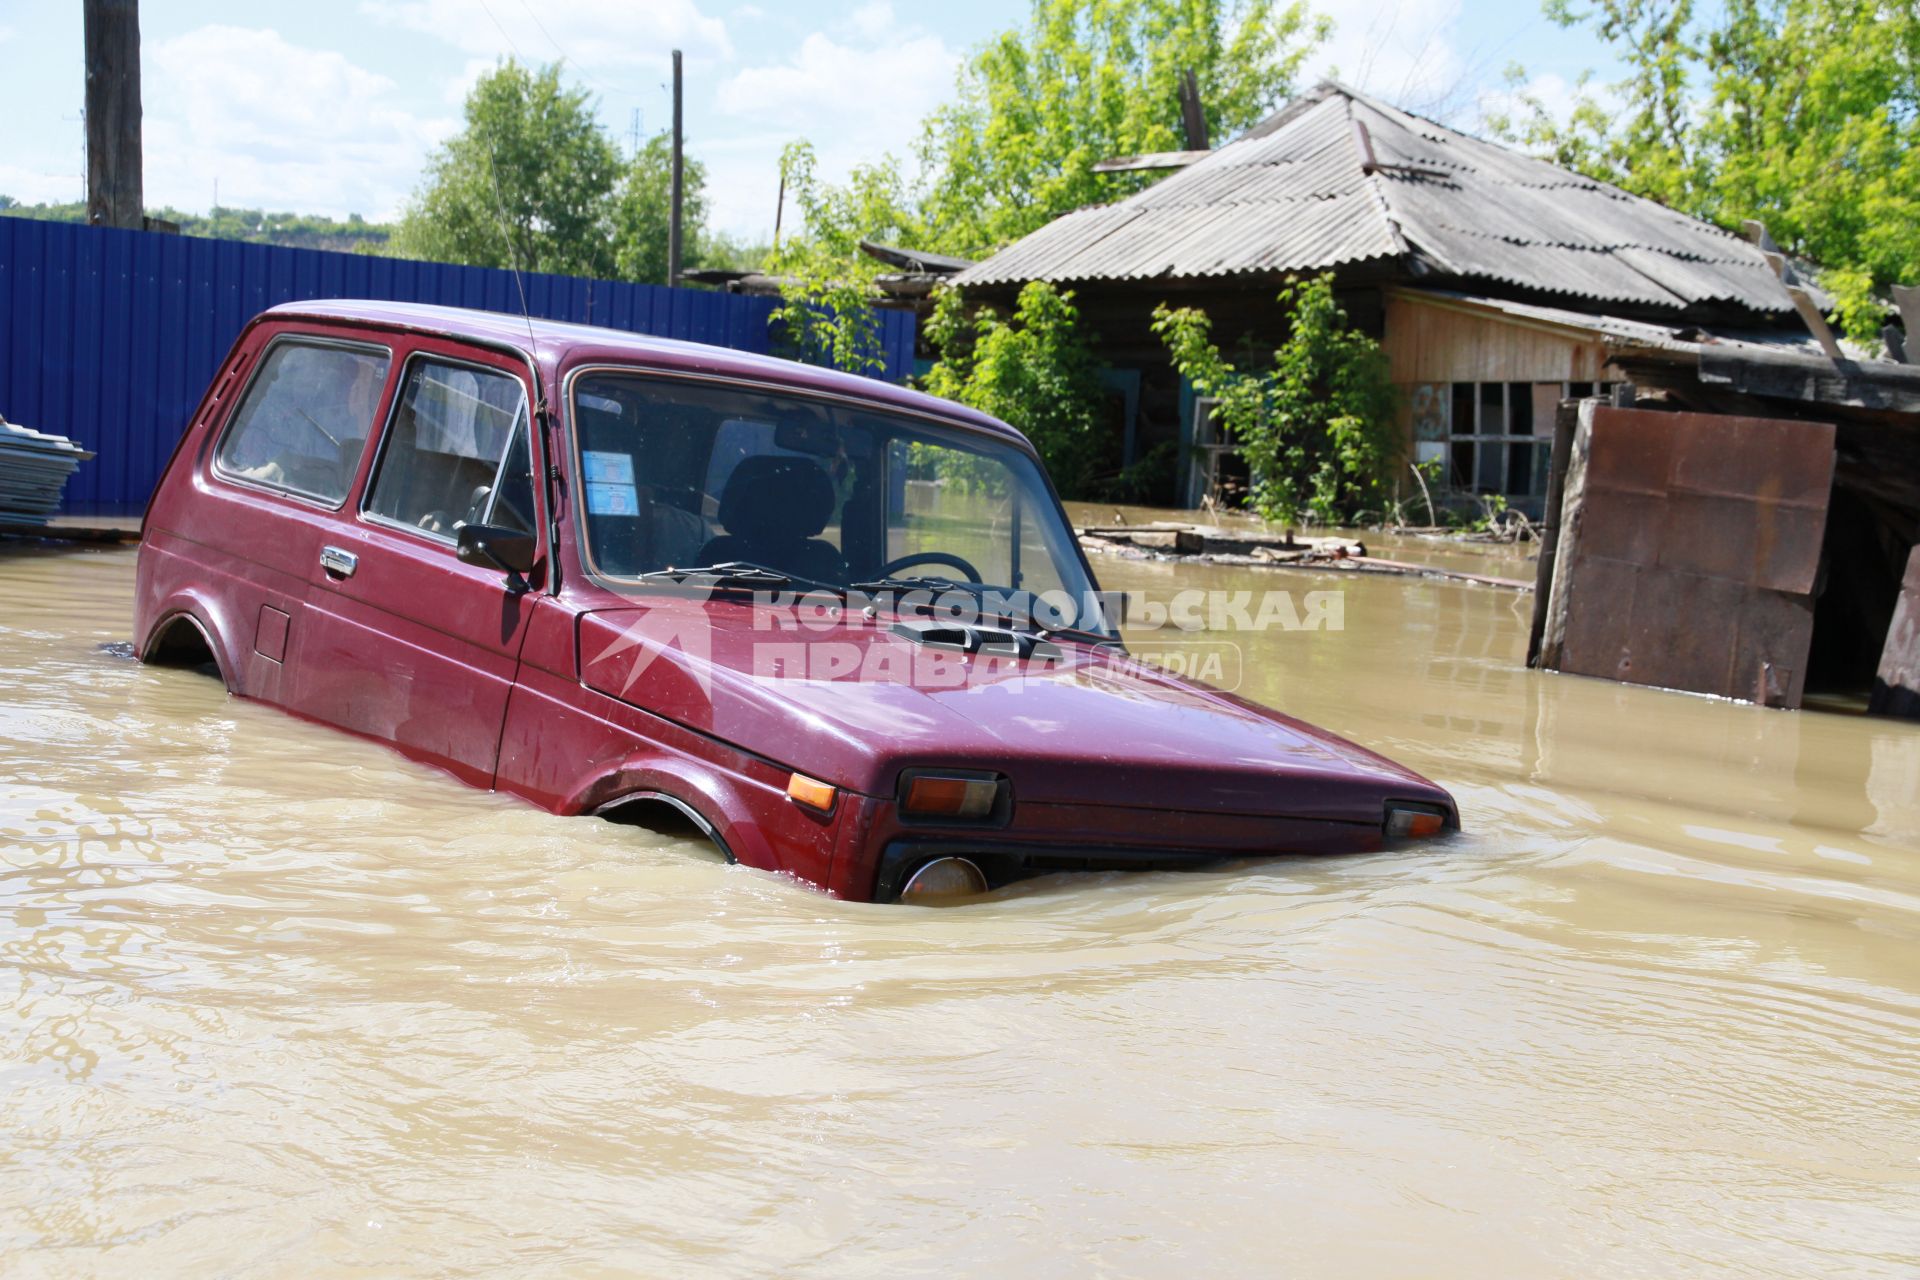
<box><xmin>695</xmin><ymin>455</ymin><xmax>846</xmax><ymax>583</ymax></box>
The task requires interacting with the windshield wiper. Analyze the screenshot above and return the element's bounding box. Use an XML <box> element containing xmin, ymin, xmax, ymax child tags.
<box><xmin>637</xmin><ymin>562</ymin><xmax>844</xmax><ymax>595</ymax></box>
<box><xmin>849</xmin><ymin>576</ymin><xmax>1119</xmax><ymax>645</ymax></box>
<box><xmin>848</xmin><ymin>575</ymin><xmax>994</xmax><ymax>596</ymax></box>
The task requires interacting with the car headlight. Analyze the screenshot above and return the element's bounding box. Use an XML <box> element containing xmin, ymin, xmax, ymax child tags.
<box><xmin>898</xmin><ymin>856</ymin><xmax>988</xmax><ymax>904</ymax></box>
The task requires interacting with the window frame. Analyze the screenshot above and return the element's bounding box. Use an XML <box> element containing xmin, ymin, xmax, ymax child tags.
<box><xmin>358</xmin><ymin>347</ymin><xmax>537</xmax><ymax>550</ymax></box>
<box><xmin>559</xmin><ymin>363</ymin><xmax>1106</xmax><ymax>617</ymax></box>
<box><xmin>208</xmin><ymin>331</ymin><xmax>396</xmax><ymax>511</ymax></box>
<box><xmin>1444</xmin><ymin>380</ymin><xmax>1611</xmax><ymax>501</ymax></box>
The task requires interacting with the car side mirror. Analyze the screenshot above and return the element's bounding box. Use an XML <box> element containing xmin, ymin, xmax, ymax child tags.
<box><xmin>457</xmin><ymin>523</ymin><xmax>537</xmax><ymax>593</ymax></box>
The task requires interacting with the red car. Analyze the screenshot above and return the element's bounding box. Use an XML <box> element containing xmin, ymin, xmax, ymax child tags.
<box><xmin>135</xmin><ymin>301</ymin><xmax>1456</xmax><ymax>903</ymax></box>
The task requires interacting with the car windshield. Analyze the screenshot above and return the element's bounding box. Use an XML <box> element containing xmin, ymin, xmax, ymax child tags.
<box><xmin>570</xmin><ymin>371</ymin><xmax>1108</xmax><ymax>632</ymax></box>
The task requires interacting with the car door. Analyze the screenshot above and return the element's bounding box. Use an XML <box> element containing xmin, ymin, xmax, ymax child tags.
<box><xmin>293</xmin><ymin>339</ymin><xmax>546</xmax><ymax>788</ymax></box>
<box><xmin>181</xmin><ymin>327</ymin><xmax>397</xmax><ymax>705</ymax></box>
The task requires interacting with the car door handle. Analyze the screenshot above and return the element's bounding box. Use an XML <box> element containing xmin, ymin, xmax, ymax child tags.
<box><xmin>320</xmin><ymin>546</ymin><xmax>358</xmax><ymax>579</ymax></box>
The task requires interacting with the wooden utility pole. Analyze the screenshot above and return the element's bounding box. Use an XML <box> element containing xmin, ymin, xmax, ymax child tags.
<box><xmin>668</xmin><ymin>49</ymin><xmax>684</xmax><ymax>288</ymax></box>
<box><xmin>84</xmin><ymin>0</ymin><xmax>144</xmax><ymax>229</ymax></box>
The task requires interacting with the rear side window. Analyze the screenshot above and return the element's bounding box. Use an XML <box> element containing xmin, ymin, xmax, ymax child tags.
<box><xmin>365</xmin><ymin>357</ymin><xmax>531</xmax><ymax>541</ymax></box>
<box><xmin>216</xmin><ymin>339</ymin><xmax>391</xmax><ymax>504</ymax></box>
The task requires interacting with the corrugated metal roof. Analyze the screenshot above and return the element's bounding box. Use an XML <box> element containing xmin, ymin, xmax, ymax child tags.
<box><xmin>954</xmin><ymin>83</ymin><xmax>1795</xmax><ymax>319</ymax></box>
<box><xmin>1395</xmin><ymin>289</ymin><xmax>1877</xmax><ymax>362</ymax></box>
<box><xmin>956</xmin><ymin>92</ymin><xmax>1401</xmax><ymax>287</ymax></box>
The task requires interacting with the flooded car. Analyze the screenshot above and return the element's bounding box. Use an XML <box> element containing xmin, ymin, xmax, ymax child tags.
<box><xmin>135</xmin><ymin>301</ymin><xmax>1455</xmax><ymax>902</ymax></box>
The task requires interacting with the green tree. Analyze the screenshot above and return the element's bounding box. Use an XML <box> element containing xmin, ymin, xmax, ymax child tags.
<box><xmin>610</xmin><ymin>131</ymin><xmax>710</xmax><ymax>285</ymax></box>
<box><xmin>767</xmin><ymin>0</ymin><xmax>1328</xmax><ymax>371</ymax></box>
<box><xmin>765</xmin><ymin>141</ymin><xmax>926</xmax><ymax>372</ymax></box>
<box><xmin>921</xmin><ymin>282</ymin><xmax>1111</xmax><ymax>494</ymax></box>
<box><xmin>1153</xmin><ymin>275</ymin><xmax>1397</xmax><ymax>530</ymax></box>
<box><xmin>396</xmin><ymin>60</ymin><xmax>621</xmax><ymax>278</ymax></box>
<box><xmin>1490</xmin><ymin>0</ymin><xmax>1920</xmax><ymax>339</ymax></box>
<box><xmin>916</xmin><ymin>0</ymin><xmax>1329</xmax><ymax>256</ymax></box>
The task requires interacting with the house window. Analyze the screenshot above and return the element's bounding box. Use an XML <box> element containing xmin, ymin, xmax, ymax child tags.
<box><xmin>1428</xmin><ymin>381</ymin><xmax>1612</xmax><ymax>503</ymax></box>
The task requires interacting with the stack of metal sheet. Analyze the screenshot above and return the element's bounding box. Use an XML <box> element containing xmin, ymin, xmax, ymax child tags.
<box><xmin>0</xmin><ymin>418</ymin><xmax>94</xmax><ymax>526</ymax></box>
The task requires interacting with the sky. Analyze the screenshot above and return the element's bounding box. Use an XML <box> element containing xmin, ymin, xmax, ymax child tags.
<box><xmin>0</xmin><ymin>0</ymin><xmax>1618</xmax><ymax>240</ymax></box>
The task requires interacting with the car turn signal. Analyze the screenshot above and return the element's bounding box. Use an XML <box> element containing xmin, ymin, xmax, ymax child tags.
<box><xmin>1384</xmin><ymin>803</ymin><xmax>1449</xmax><ymax>840</ymax></box>
<box><xmin>902</xmin><ymin>773</ymin><xmax>1001</xmax><ymax>820</ymax></box>
<box><xmin>788</xmin><ymin>772</ymin><xmax>837</xmax><ymax>812</ymax></box>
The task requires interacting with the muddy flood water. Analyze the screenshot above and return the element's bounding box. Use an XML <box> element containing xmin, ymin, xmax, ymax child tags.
<box><xmin>4</xmin><ymin>538</ymin><xmax>1919</xmax><ymax>1277</ymax></box>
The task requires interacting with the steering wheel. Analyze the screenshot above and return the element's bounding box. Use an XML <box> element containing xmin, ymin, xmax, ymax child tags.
<box><xmin>875</xmin><ymin>551</ymin><xmax>983</xmax><ymax>584</ymax></box>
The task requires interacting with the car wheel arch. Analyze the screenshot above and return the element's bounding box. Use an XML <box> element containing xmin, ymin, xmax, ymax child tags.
<box><xmin>594</xmin><ymin>789</ymin><xmax>737</xmax><ymax>865</ymax></box>
<box><xmin>141</xmin><ymin>608</ymin><xmax>235</xmax><ymax>691</ymax></box>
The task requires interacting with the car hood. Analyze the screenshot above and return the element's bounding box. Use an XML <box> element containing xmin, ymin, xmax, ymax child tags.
<box><xmin>577</xmin><ymin>598</ymin><xmax>1450</xmax><ymax>823</ymax></box>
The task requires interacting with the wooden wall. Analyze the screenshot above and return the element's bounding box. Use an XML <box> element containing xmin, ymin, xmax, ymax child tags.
<box><xmin>1384</xmin><ymin>294</ymin><xmax>1612</xmax><ymax>384</ymax></box>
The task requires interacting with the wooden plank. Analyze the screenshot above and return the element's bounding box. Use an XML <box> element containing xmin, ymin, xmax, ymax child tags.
<box><xmin>1787</xmin><ymin>285</ymin><xmax>1845</xmax><ymax>360</ymax></box>
<box><xmin>1869</xmin><ymin>546</ymin><xmax>1920</xmax><ymax>719</ymax></box>
<box><xmin>1089</xmin><ymin>150</ymin><xmax>1212</xmax><ymax>174</ymax></box>
<box><xmin>1527</xmin><ymin>397</ymin><xmax>1582</xmax><ymax>667</ymax></box>
<box><xmin>1893</xmin><ymin>284</ymin><xmax>1920</xmax><ymax>342</ymax></box>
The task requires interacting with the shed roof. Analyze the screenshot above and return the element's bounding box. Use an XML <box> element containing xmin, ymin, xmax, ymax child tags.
<box><xmin>953</xmin><ymin>83</ymin><xmax>1796</xmax><ymax>320</ymax></box>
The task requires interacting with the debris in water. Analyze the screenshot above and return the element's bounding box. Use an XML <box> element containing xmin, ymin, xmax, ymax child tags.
<box><xmin>0</xmin><ymin>416</ymin><xmax>93</xmax><ymax>528</ymax></box>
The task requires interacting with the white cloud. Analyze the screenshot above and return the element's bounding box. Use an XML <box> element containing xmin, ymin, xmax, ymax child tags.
<box><xmin>843</xmin><ymin>2</ymin><xmax>894</xmax><ymax>43</ymax></box>
<box><xmin>143</xmin><ymin>25</ymin><xmax>452</xmax><ymax>220</ymax></box>
<box><xmin>722</xmin><ymin>28</ymin><xmax>955</xmax><ymax>127</ymax></box>
<box><xmin>709</xmin><ymin>10</ymin><xmax>958</xmax><ymax>238</ymax></box>
<box><xmin>360</xmin><ymin>0</ymin><xmax>731</xmax><ymax>70</ymax></box>
<box><xmin>1306</xmin><ymin>0</ymin><xmax>1470</xmax><ymax>120</ymax></box>
<box><xmin>0</xmin><ymin>163</ymin><xmax>83</xmax><ymax>206</ymax></box>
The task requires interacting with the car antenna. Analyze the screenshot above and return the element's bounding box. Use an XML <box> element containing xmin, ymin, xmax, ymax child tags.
<box><xmin>481</xmin><ymin>137</ymin><xmax>561</xmax><ymax>592</ymax></box>
<box><xmin>481</xmin><ymin>138</ymin><xmax>541</xmax><ymax>357</ymax></box>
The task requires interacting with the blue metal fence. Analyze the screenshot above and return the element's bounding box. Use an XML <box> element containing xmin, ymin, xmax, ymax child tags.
<box><xmin>0</xmin><ymin>216</ymin><xmax>917</xmax><ymax>517</ymax></box>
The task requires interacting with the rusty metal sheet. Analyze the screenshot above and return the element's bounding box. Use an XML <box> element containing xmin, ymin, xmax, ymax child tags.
<box><xmin>1541</xmin><ymin>405</ymin><xmax>1834</xmax><ymax>708</ymax></box>
<box><xmin>1659</xmin><ymin>412</ymin><xmax>1835</xmax><ymax>594</ymax></box>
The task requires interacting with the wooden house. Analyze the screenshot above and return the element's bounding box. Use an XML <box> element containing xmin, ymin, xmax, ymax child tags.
<box><xmin>951</xmin><ymin>81</ymin><xmax>1848</xmax><ymax>513</ymax></box>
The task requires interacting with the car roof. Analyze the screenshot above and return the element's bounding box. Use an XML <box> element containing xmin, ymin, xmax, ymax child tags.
<box><xmin>262</xmin><ymin>299</ymin><xmax>1024</xmax><ymax>444</ymax></box>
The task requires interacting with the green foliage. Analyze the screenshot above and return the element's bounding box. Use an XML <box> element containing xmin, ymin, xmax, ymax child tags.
<box><xmin>766</xmin><ymin>0</ymin><xmax>1329</xmax><ymax>344</ymax></box>
<box><xmin>610</xmin><ymin>131</ymin><xmax>709</xmax><ymax>285</ymax></box>
<box><xmin>1489</xmin><ymin>0</ymin><xmax>1920</xmax><ymax>340</ymax></box>
<box><xmin>699</xmin><ymin>231</ymin><xmax>773</xmax><ymax>272</ymax></box>
<box><xmin>394</xmin><ymin>59</ymin><xmax>712</xmax><ymax>286</ymax></box>
<box><xmin>0</xmin><ymin>197</ymin><xmax>393</xmax><ymax>251</ymax></box>
<box><xmin>396</xmin><ymin>61</ymin><xmax>622</xmax><ymax>277</ymax></box>
<box><xmin>1153</xmin><ymin>274</ymin><xmax>1397</xmax><ymax>528</ymax></box>
<box><xmin>765</xmin><ymin>141</ymin><xmax>925</xmax><ymax>372</ymax></box>
<box><xmin>914</xmin><ymin>0</ymin><xmax>1330</xmax><ymax>256</ymax></box>
<box><xmin>921</xmin><ymin>282</ymin><xmax>1111</xmax><ymax>495</ymax></box>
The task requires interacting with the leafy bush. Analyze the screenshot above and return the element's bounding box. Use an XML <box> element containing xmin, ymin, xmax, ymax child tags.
<box><xmin>1153</xmin><ymin>274</ymin><xmax>1397</xmax><ymax>530</ymax></box>
<box><xmin>764</xmin><ymin>142</ymin><xmax>923</xmax><ymax>374</ymax></box>
<box><xmin>920</xmin><ymin>282</ymin><xmax>1112</xmax><ymax>496</ymax></box>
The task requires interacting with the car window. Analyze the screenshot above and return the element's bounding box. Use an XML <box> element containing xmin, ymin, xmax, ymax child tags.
<box><xmin>365</xmin><ymin>357</ymin><xmax>531</xmax><ymax>541</ymax></box>
<box><xmin>215</xmin><ymin>340</ymin><xmax>391</xmax><ymax>503</ymax></box>
<box><xmin>487</xmin><ymin>424</ymin><xmax>538</xmax><ymax>535</ymax></box>
<box><xmin>570</xmin><ymin>372</ymin><xmax>1101</xmax><ymax>628</ymax></box>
